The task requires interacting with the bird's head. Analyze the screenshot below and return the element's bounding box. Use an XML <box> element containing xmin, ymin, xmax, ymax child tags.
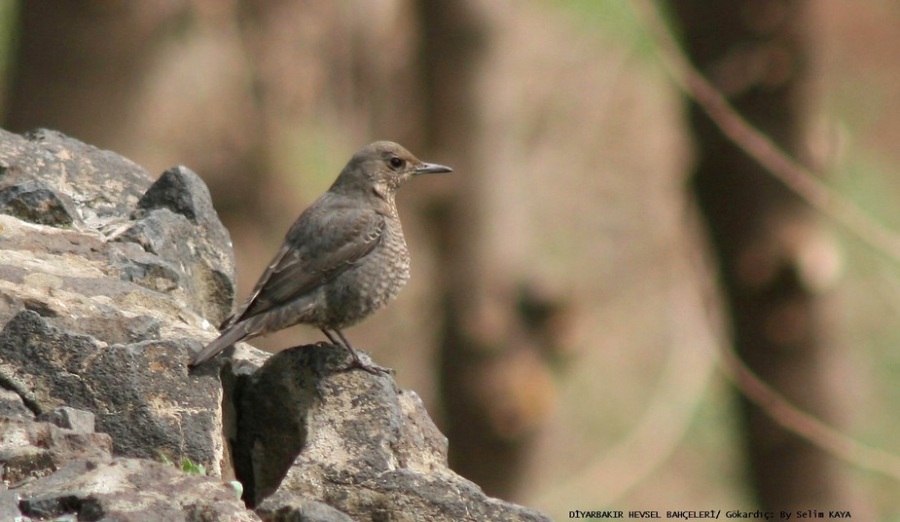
<box><xmin>333</xmin><ymin>141</ymin><xmax>452</xmax><ymax>198</ymax></box>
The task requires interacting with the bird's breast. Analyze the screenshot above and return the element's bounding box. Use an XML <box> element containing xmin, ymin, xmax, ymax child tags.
<box><xmin>322</xmin><ymin>216</ymin><xmax>410</xmax><ymax>328</ymax></box>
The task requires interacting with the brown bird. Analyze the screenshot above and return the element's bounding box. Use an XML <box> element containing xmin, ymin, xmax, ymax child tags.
<box><xmin>189</xmin><ymin>141</ymin><xmax>452</xmax><ymax>373</ymax></box>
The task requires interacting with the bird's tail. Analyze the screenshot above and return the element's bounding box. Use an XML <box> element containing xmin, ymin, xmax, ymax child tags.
<box><xmin>188</xmin><ymin>322</ymin><xmax>252</xmax><ymax>367</ymax></box>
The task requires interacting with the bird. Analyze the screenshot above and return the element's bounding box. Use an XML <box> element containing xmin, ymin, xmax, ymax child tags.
<box><xmin>188</xmin><ymin>141</ymin><xmax>452</xmax><ymax>374</ymax></box>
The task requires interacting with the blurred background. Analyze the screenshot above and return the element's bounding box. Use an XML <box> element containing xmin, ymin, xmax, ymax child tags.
<box><xmin>2</xmin><ymin>0</ymin><xmax>900</xmax><ymax>519</ymax></box>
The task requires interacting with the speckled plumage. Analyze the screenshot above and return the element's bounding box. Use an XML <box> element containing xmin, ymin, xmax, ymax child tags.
<box><xmin>188</xmin><ymin>141</ymin><xmax>451</xmax><ymax>372</ymax></box>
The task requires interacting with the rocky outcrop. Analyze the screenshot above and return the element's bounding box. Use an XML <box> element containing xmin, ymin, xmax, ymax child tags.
<box><xmin>0</xmin><ymin>129</ymin><xmax>549</xmax><ymax>521</ymax></box>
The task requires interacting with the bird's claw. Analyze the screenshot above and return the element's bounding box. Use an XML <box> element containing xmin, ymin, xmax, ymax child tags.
<box><xmin>339</xmin><ymin>357</ymin><xmax>394</xmax><ymax>376</ymax></box>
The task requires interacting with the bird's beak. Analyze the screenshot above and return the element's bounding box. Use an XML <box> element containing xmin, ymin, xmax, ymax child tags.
<box><xmin>415</xmin><ymin>162</ymin><xmax>453</xmax><ymax>175</ymax></box>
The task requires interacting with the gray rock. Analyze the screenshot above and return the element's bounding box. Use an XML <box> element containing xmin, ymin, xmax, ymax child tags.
<box><xmin>256</xmin><ymin>492</ymin><xmax>355</xmax><ymax>522</ymax></box>
<box><xmin>0</xmin><ymin>127</ymin><xmax>236</xmax><ymax>330</ymax></box>
<box><xmin>237</xmin><ymin>344</ymin><xmax>550</xmax><ymax>522</ymax></box>
<box><xmin>0</xmin><ymin>414</ymin><xmax>112</xmax><ymax>486</ymax></box>
<box><xmin>37</xmin><ymin>406</ymin><xmax>96</xmax><ymax>432</ymax></box>
<box><xmin>138</xmin><ymin>164</ymin><xmax>224</xmax><ymax>229</ymax></box>
<box><xmin>122</xmin><ymin>164</ymin><xmax>236</xmax><ymax>325</ymax></box>
<box><xmin>0</xmin><ymin>387</ymin><xmax>33</xmax><ymax>418</ymax></box>
<box><xmin>113</xmin><ymin>206</ymin><xmax>234</xmax><ymax>326</ymax></box>
<box><xmin>0</xmin><ymin>491</ymin><xmax>20</xmax><ymax>522</ymax></box>
<box><xmin>0</xmin><ymin>127</ymin><xmax>550</xmax><ymax>522</ymax></box>
<box><xmin>0</xmin><ymin>128</ymin><xmax>151</xmax><ymax>227</ymax></box>
<box><xmin>0</xmin><ymin>310</ymin><xmax>225</xmax><ymax>470</ymax></box>
<box><xmin>0</xmin><ymin>405</ymin><xmax>253</xmax><ymax>521</ymax></box>
<box><xmin>0</xmin><ymin>127</ymin><xmax>241</xmax><ymax>478</ymax></box>
<box><xmin>14</xmin><ymin>458</ymin><xmax>260</xmax><ymax>521</ymax></box>
<box><xmin>0</xmin><ymin>179</ymin><xmax>76</xmax><ymax>226</ymax></box>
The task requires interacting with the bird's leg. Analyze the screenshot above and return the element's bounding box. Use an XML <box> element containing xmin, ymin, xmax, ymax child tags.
<box><xmin>333</xmin><ymin>329</ymin><xmax>393</xmax><ymax>376</ymax></box>
<box><xmin>319</xmin><ymin>327</ymin><xmax>354</xmax><ymax>374</ymax></box>
<box><xmin>320</xmin><ymin>328</ymin><xmax>341</xmax><ymax>347</ymax></box>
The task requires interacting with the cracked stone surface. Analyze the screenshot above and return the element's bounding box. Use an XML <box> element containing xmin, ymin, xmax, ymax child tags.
<box><xmin>0</xmin><ymin>128</ymin><xmax>550</xmax><ymax>521</ymax></box>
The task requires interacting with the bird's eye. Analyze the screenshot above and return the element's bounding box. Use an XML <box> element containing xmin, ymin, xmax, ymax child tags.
<box><xmin>389</xmin><ymin>157</ymin><xmax>405</xmax><ymax>170</ymax></box>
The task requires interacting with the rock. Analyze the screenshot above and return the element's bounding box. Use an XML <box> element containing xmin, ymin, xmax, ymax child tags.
<box><xmin>235</xmin><ymin>344</ymin><xmax>550</xmax><ymax>521</ymax></box>
<box><xmin>37</xmin><ymin>405</ymin><xmax>97</xmax><ymax>432</ymax></box>
<box><xmin>138</xmin><ymin>165</ymin><xmax>223</xmax><ymax>228</ymax></box>
<box><xmin>0</xmin><ymin>129</ymin><xmax>238</xmax><ymax>478</ymax></box>
<box><xmin>256</xmin><ymin>493</ymin><xmax>355</xmax><ymax>522</ymax></box>
<box><xmin>13</xmin><ymin>458</ymin><xmax>259</xmax><ymax>521</ymax></box>
<box><xmin>113</xmin><ymin>206</ymin><xmax>234</xmax><ymax>325</ymax></box>
<box><xmin>0</xmin><ymin>387</ymin><xmax>32</xmax><ymax>418</ymax></box>
<box><xmin>0</xmin><ymin>179</ymin><xmax>76</xmax><ymax>226</ymax></box>
<box><xmin>0</xmin><ymin>128</ymin><xmax>151</xmax><ymax>227</ymax></box>
<box><xmin>0</xmin><ymin>128</ymin><xmax>550</xmax><ymax>522</ymax></box>
<box><xmin>118</xmin><ymin>164</ymin><xmax>236</xmax><ymax>325</ymax></box>
<box><xmin>0</xmin><ymin>412</ymin><xmax>112</xmax><ymax>484</ymax></box>
<box><xmin>0</xmin><ymin>397</ymin><xmax>252</xmax><ymax>521</ymax></box>
<box><xmin>0</xmin><ymin>310</ymin><xmax>227</xmax><ymax>472</ymax></box>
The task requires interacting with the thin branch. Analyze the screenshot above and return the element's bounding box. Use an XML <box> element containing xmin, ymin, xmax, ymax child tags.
<box><xmin>717</xmin><ymin>339</ymin><xmax>900</xmax><ymax>481</ymax></box>
<box><xmin>632</xmin><ymin>0</ymin><xmax>900</xmax><ymax>264</ymax></box>
<box><xmin>633</xmin><ymin>0</ymin><xmax>900</xmax><ymax>482</ymax></box>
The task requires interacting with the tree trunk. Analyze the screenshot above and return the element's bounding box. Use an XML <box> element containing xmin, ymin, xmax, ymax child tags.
<box><xmin>669</xmin><ymin>0</ymin><xmax>852</xmax><ymax>510</ymax></box>
<box><xmin>414</xmin><ymin>0</ymin><xmax>565</xmax><ymax>500</ymax></box>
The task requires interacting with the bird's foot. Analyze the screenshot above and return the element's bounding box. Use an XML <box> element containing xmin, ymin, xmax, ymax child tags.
<box><xmin>338</xmin><ymin>356</ymin><xmax>394</xmax><ymax>376</ymax></box>
<box><xmin>324</xmin><ymin>328</ymin><xmax>394</xmax><ymax>376</ymax></box>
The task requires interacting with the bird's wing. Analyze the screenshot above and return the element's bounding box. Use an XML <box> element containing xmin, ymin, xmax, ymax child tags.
<box><xmin>223</xmin><ymin>201</ymin><xmax>386</xmax><ymax>327</ymax></box>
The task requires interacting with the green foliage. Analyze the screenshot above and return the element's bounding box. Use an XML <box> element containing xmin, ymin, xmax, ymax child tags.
<box><xmin>159</xmin><ymin>453</ymin><xmax>207</xmax><ymax>476</ymax></box>
<box><xmin>159</xmin><ymin>452</ymin><xmax>244</xmax><ymax>500</ymax></box>
<box><xmin>159</xmin><ymin>453</ymin><xmax>242</xmax><ymax>500</ymax></box>
<box><xmin>180</xmin><ymin>458</ymin><xmax>207</xmax><ymax>476</ymax></box>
